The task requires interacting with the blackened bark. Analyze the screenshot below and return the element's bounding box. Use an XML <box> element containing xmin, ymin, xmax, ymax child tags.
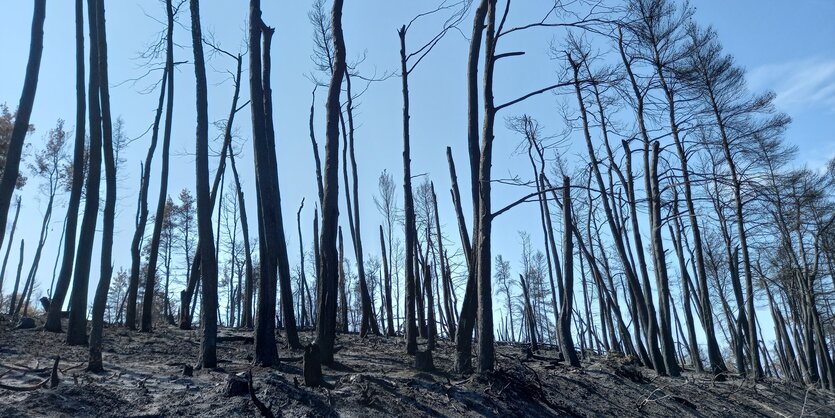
<box><xmin>454</xmin><ymin>0</ymin><xmax>488</xmax><ymax>373</ymax></box>
<box><xmin>338</xmin><ymin>227</ymin><xmax>348</xmax><ymax>332</ymax></box>
<box><xmin>431</xmin><ymin>183</ymin><xmax>455</xmax><ymax>338</ymax></box>
<box><xmin>46</xmin><ymin>0</ymin><xmax>81</xmax><ymax>335</ymax></box>
<box><xmin>297</xmin><ymin>199</ymin><xmax>308</xmax><ymax>327</ymax></box>
<box><xmin>315</xmin><ymin>0</ymin><xmax>345</xmax><ymax>366</ymax></box>
<box><xmin>190</xmin><ymin>0</ymin><xmax>218</xmax><ymax>369</ymax></box>
<box><xmin>559</xmin><ymin>177</ymin><xmax>580</xmax><ymax>366</ymax></box>
<box><xmin>397</xmin><ymin>25</ymin><xmax>418</xmax><ymax>356</ymax></box>
<box><xmin>226</xmin><ymin>61</ymin><xmax>254</xmax><ymax>330</ymax></box>
<box><xmin>648</xmin><ymin>142</ymin><xmax>680</xmax><ymax>376</ymax></box>
<box><xmin>67</xmin><ymin>0</ymin><xmax>104</xmax><ymax>346</ymax></box>
<box><xmin>0</xmin><ymin>0</ymin><xmax>45</xmax><ymax>251</ymax></box>
<box><xmin>380</xmin><ymin>225</ymin><xmax>396</xmax><ymax>336</ymax></box>
<box><xmin>474</xmin><ymin>0</ymin><xmax>497</xmax><ymax>373</ymax></box>
<box><xmin>89</xmin><ymin>0</ymin><xmax>116</xmax><ymax>370</ymax></box>
<box><xmin>0</xmin><ymin>198</ymin><xmax>21</xmax><ymax>313</ymax></box>
<box><xmin>8</xmin><ymin>241</ymin><xmax>24</xmax><ymax>316</ymax></box>
<box><xmin>249</xmin><ymin>0</ymin><xmax>278</xmax><ymax>364</ymax></box>
<box><xmin>126</xmin><ymin>68</ymin><xmax>166</xmax><ymax>330</ymax></box>
<box><xmin>141</xmin><ymin>0</ymin><xmax>176</xmax><ymax>333</ymax></box>
<box><xmin>261</xmin><ymin>23</ymin><xmax>301</xmax><ymax>350</ymax></box>
<box><xmin>519</xmin><ymin>274</ymin><xmax>538</xmax><ymax>351</ymax></box>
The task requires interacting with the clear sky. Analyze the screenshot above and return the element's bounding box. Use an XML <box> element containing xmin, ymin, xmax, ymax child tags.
<box><xmin>0</xmin><ymin>0</ymin><xmax>832</xmax><ymax>336</ymax></box>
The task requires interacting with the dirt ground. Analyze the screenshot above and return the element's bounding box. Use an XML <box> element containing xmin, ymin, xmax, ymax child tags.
<box><xmin>1</xmin><ymin>314</ymin><xmax>833</xmax><ymax>417</ymax></box>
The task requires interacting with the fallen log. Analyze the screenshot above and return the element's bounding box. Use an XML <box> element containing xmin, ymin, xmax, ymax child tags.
<box><xmin>0</xmin><ymin>356</ymin><xmax>59</xmax><ymax>392</ymax></box>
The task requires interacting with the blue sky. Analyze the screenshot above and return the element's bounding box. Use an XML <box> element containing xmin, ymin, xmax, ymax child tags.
<box><xmin>0</xmin><ymin>0</ymin><xmax>833</xmax><ymax>338</ymax></box>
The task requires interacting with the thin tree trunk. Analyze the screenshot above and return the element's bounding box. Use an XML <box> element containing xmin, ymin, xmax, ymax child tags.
<box><xmin>141</xmin><ymin>0</ymin><xmax>176</xmax><ymax>333</ymax></box>
<box><xmin>260</xmin><ymin>22</ymin><xmax>301</xmax><ymax>350</ymax></box>
<box><xmin>380</xmin><ymin>225</ymin><xmax>396</xmax><ymax>336</ymax></box>
<box><xmin>648</xmin><ymin>142</ymin><xmax>680</xmax><ymax>376</ymax></box>
<box><xmin>66</xmin><ymin>0</ymin><xmax>104</xmax><ymax>346</ymax></box>
<box><xmin>47</xmin><ymin>0</ymin><xmax>84</xmax><ymax>332</ymax></box>
<box><xmin>397</xmin><ymin>25</ymin><xmax>418</xmax><ymax>356</ymax></box>
<box><xmin>315</xmin><ymin>0</ymin><xmax>345</xmax><ymax>366</ymax></box>
<box><xmin>0</xmin><ymin>0</ymin><xmax>45</xmax><ymax>251</ymax></box>
<box><xmin>454</xmin><ymin>0</ymin><xmax>488</xmax><ymax>374</ymax></box>
<box><xmin>430</xmin><ymin>183</ymin><xmax>456</xmax><ymax>338</ymax></box>
<box><xmin>341</xmin><ymin>72</ymin><xmax>379</xmax><ymax>337</ymax></box>
<box><xmin>190</xmin><ymin>0</ymin><xmax>218</xmax><ymax>369</ymax></box>
<box><xmin>88</xmin><ymin>0</ymin><xmax>116</xmax><ymax>371</ymax></box>
<box><xmin>228</xmin><ymin>129</ymin><xmax>253</xmax><ymax>329</ymax></box>
<box><xmin>338</xmin><ymin>227</ymin><xmax>348</xmax><ymax>332</ymax></box>
<box><xmin>8</xmin><ymin>241</ymin><xmax>24</xmax><ymax>316</ymax></box>
<box><xmin>0</xmin><ymin>197</ymin><xmax>21</xmax><ymax>313</ymax></box>
<box><xmin>520</xmin><ymin>274</ymin><xmax>538</xmax><ymax>351</ymax></box>
<box><xmin>559</xmin><ymin>177</ymin><xmax>580</xmax><ymax>366</ymax></box>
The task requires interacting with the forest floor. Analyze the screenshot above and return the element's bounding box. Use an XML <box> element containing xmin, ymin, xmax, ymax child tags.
<box><xmin>1</xmin><ymin>314</ymin><xmax>833</xmax><ymax>417</ymax></box>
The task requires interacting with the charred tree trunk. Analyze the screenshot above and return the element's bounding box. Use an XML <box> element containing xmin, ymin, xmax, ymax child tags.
<box><xmin>315</xmin><ymin>0</ymin><xmax>345</xmax><ymax>366</ymax></box>
<box><xmin>67</xmin><ymin>0</ymin><xmax>105</xmax><ymax>346</ymax></box>
<box><xmin>559</xmin><ymin>177</ymin><xmax>580</xmax><ymax>366</ymax></box>
<box><xmin>228</xmin><ymin>115</ymin><xmax>254</xmax><ymax>329</ymax></box>
<box><xmin>431</xmin><ymin>183</ymin><xmax>456</xmax><ymax>338</ymax></box>
<box><xmin>190</xmin><ymin>0</ymin><xmax>218</xmax><ymax>369</ymax></box>
<box><xmin>397</xmin><ymin>25</ymin><xmax>418</xmax><ymax>356</ymax></box>
<box><xmin>0</xmin><ymin>0</ymin><xmax>45</xmax><ymax>250</ymax></box>
<box><xmin>46</xmin><ymin>0</ymin><xmax>83</xmax><ymax>332</ymax></box>
<box><xmin>617</xmin><ymin>31</ymin><xmax>666</xmax><ymax>373</ymax></box>
<box><xmin>297</xmin><ymin>199</ymin><xmax>308</xmax><ymax>327</ymax></box>
<box><xmin>88</xmin><ymin>0</ymin><xmax>116</xmax><ymax>371</ymax></box>
<box><xmin>0</xmin><ymin>197</ymin><xmax>21</xmax><ymax>312</ymax></box>
<box><xmin>520</xmin><ymin>274</ymin><xmax>538</xmax><ymax>351</ymax></box>
<box><xmin>126</xmin><ymin>68</ymin><xmax>166</xmax><ymax>330</ymax></box>
<box><xmin>669</xmin><ymin>186</ymin><xmax>705</xmax><ymax>373</ymax></box>
<box><xmin>380</xmin><ymin>226</ymin><xmax>396</xmax><ymax>336</ymax></box>
<box><xmin>340</xmin><ymin>72</ymin><xmax>379</xmax><ymax>338</ymax></box>
<box><xmin>140</xmin><ymin>0</ymin><xmax>176</xmax><ymax>333</ymax></box>
<box><xmin>8</xmin><ymin>241</ymin><xmax>24</xmax><ymax>316</ymax></box>
<box><xmin>261</xmin><ymin>22</ymin><xmax>301</xmax><ymax>350</ymax></box>
<box><xmin>454</xmin><ymin>0</ymin><xmax>488</xmax><ymax>374</ymax></box>
<box><xmin>648</xmin><ymin>142</ymin><xmax>680</xmax><ymax>376</ymax></box>
<box><xmin>338</xmin><ymin>228</ymin><xmax>348</xmax><ymax>333</ymax></box>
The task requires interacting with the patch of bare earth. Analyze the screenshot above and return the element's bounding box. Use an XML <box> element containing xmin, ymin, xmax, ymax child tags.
<box><xmin>1</xmin><ymin>314</ymin><xmax>833</xmax><ymax>417</ymax></box>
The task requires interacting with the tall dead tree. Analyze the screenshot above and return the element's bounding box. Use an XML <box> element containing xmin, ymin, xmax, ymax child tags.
<box><xmin>189</xmin><ymin>0</ymin><xmax>218</xmax><ymax>369</ymax></box>
<box><xmin>126</xmin><ymin>67</ymin><xmax>166</xmax><ymax>330</ymax></box>
<box><xmin>617</xmin><ymin>27</ymin><xmax>667</xmax><ymax>374</ymax></box>
<box><xmin>8</xmin><ymin>241</ymin><xmax>24</xmax><ymax>316</ymax></box>
<box><xmin>559</xmin><ymin>177</ymin><xmax>580</xmax><ymax>366</ymax></box>
<box><xmin>66</xmin><ymin>0</ymin><xmax>105</xmax><ymax>346</ymax></box>
<box><xmin>454</xmin><ymin>0</ymin><xmax>488</xmax><ymax>373</ymax></box>
<box><xmin>140</xmin><ymin>0</ymin><xmax>176</xmax><ymax>333</ymax></box>
<box><xmin>341</xmin><ymin>72</ymin><xmax>380</xmax><ymax>337</ymax></box>
<box><xmin>315</xmin><ymin>0</ymin><xmax>346</xmax><ymax>366</ymax></box>
<box><xmin>45</xmin><ymin>0</ymin><xmax>84</xmax><ymax>332</ymax></box>
<box><xmin>228</xmin><ymin>147</ymin><xmax>253</xmax><ymax>329</ymax></box>
<box><xmin>89</xmin><ymin>0</ymin><xmax>116</xmax><ymax>371</ymax></box>
<box><xmin>338</xmin><ymin>228</ymin><xmax>348</xmax><ymax>332</ymax></box>
<box><xmin>0</xmin><ymin>197</ymin><xmax>21</xmax><ymax>312</ymax></box>
<box><xmin>0</xmin><ymin>0</ymin><xmax>45</xmax><ymax>251</ymax></box>
<box><xmin>397</xmin><ymin>23</ymin><xmax>419</xmax><ymax>355</ymax></box>
<box><xmin>398</xmin><ymin>0</ymin><xmax>470</xmax><ymax>359</ymax></box>
<box><xmin>249</xmin><ymin>0</ymin><xmax>300</xmax><ymax>366</ymax></box>
<box><xmin>261</xmin><ymin>21</ymin><xmax>302</xmax><ymax>350</ymax></box>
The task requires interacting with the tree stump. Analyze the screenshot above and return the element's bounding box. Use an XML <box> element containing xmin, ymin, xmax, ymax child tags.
<box><xmin>39</xmin><ymin>297</ymin><xmax>50</xmax><ymax>312</ymax></box>
<box><xmin>415</xmin><ymin>350</ymin><xmax>434</xmax><ymax>372</ymax></box>
<box><xmin>223</xmin><ymin>374</ymin><xmax>249</xmax><ymax>397</ymax></box>
<box><xmin>303</xmin><ymin>343</ymin><xmax>322</xmax><ymax>387</ymax></box>
<box><xmin>16</xmin><ymin>317</ymin><xmax>35</xmax><ymax>329</ymax></box>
